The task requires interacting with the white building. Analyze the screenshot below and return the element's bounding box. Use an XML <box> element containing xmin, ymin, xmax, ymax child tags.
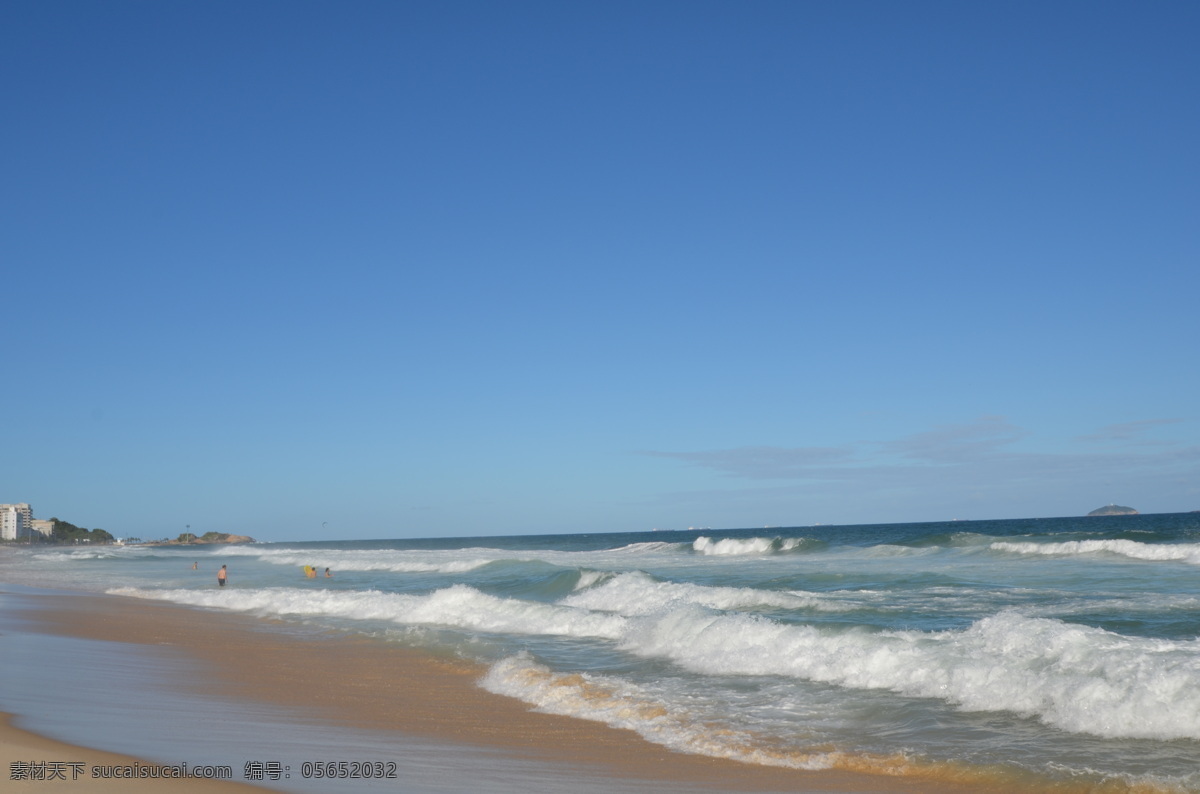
<box><xmin>0</xmin><ymin>503</ymin><xmax>33</xmax><ymax>541</ymax></box>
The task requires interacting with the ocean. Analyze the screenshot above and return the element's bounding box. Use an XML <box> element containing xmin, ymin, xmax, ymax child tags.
<box><xmin>4</xmin><ymin>513</ymin><xmax>1199</xmax><ymax>792</ymax></box>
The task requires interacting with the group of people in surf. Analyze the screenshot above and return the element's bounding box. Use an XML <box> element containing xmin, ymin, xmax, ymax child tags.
<box><xmin>192</xmin><ymin>561</ymin><xmax>331</xmax><ymax>587</ymax></box>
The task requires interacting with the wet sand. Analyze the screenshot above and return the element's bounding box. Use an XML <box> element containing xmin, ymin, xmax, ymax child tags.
<box><xmin>3</xmin><ymin>588</ymin><xmax>1009</xmax><ymax>793</ymax></box>
<box><xmin>1</xmin><ymin>712</ymin><xmax>260</xmax><ymax>793</ymax></box>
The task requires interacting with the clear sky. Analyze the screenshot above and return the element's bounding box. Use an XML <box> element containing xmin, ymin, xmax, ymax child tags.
<box><xmin>3</xmin><ymin>1</ymin><xmax>1197</xmax><ymax>542</ymax></box>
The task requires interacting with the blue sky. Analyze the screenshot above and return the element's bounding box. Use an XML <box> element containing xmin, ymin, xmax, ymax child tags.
<box><xmin>3</xmin><ymin>1</ymin><xmax>1197</xmax><ymax>542</ymax></box>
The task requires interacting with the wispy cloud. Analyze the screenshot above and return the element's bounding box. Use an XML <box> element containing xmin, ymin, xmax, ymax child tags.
<box><xmin>644</xmin><ymin>416</ymin><xmax>1033</xmax><ymax>481</ymax></box>
<box><xmin>1076</xmin><ymin>418</ymin><xmax>1184</xmax><ymax>444</ymax></box>
<box><xmin>882</xmin><ymin>416</ymin><xmax>1028</xmax><ymax>463</ymax></box>
<box><xmin>641</xmin><ymin>416</ymin><xmax>1199</xmax><ymax>520</ymax></box>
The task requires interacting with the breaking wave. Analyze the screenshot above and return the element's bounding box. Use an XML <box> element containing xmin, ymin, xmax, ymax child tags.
<box><xmin>692</xmin><ymin>536</ymin><xmax>820</xmax><ymax>556</ymax></box>
<box><xmin>108</xmin><ymin>587</ymin><xmax>1200</xmax><ymax>741</ymax></box>
<box><xmin>991</xmin><ymin>539</ymin><xmax>1200</xmax><ymax>565</ymax></box>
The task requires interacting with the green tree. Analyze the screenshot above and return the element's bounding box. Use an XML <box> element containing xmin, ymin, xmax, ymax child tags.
<box><xmin>48</xmin><ymin>519</ymin><xmax>116</xmax><ymax>544</ymax></box>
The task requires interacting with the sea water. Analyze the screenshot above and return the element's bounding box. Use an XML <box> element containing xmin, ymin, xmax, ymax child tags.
<box><xmin>3</xmin><ymin>513</ymin><xmax>1198</xmax><ymax>792</ymax></box>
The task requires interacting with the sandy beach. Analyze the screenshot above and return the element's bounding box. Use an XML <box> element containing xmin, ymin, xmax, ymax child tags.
<box><xmin>0</xmin><ymin>586</ymin><xmax>1023</xmax><ymax>794</ymax></box>
<box><xmin>2</xmin><ymin>711</ymin><xmax>261</xmax><ymax>793</ymax></box>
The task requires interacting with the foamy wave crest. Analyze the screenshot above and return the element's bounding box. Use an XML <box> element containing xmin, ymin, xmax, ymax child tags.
<box><xmin>218</xmin><ymin>546</ymin><xmax>495</xmax><ymax>573</ymax></box>
<box><xmin>990</xmin><ymin>539</ymin><xmax>1200</xmax><ymax>565</ymax></box>
<box><xmin>482</xmin><ymin>653</ymin><xmax>830</xmax><ymax>769</ymax></box>
<box><xmin>32</xmin><ymin>548</ymin><xmax>135</xmax><ymax>561</ymax></box>
<box><xmin>692</xmin><ymin>536</ymin><xmax>814</xmax><ymax>556</ymax></box>
<box><xmin>107</xmin><ymin>585</ymin><xmax>627</xmax><ymax>639</ymax></box>
<box><xmin>481</xmin><ymin>655</ymin><xmax>994</xmax><ymax>782</ymax></box>
<box><xmin>607</xmin><ymin>541</ymin><xmax>688</xmax><ymax>554</ymax></box>
<box><xmin>107</xmin><ymin>585</ymin><xmax>1200</xmax><ymax>741</ymax></box>
<box><xmin>618</xmin><ymin>608</ymin><xmax>1200</xmax><ymax>741</ymax></box>
<box><xmin>562</xmin><ymin>571</ymin><xmax>850</xmax><ymax>615</ymax></box>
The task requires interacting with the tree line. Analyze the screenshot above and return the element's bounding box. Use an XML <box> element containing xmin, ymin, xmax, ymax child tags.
<box><xmin>44</xmin><ymin>518</ymin><xmax>114</xmax><ymax>544</ymax></box>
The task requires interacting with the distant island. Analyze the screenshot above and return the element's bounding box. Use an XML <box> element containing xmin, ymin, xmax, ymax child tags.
<box><xmin>1087</xmin><ymin>504</ymin><xmax>1139</xmax><ymax>516</ymax></box>
<box><xmin>143</xmin><ymin>531</ymin><xmax>257</xmax><ymax>545</ymax></box>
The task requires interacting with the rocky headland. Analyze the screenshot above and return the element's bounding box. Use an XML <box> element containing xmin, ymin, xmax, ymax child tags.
<box><xmin>1087</xmin><ymin>504</ymin><xmax>1138</xmax><ymax>516</ymax></box>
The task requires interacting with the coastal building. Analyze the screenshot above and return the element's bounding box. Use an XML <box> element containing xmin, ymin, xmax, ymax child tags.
<box><xmin>0</xmin><ymin>503</ymin><xmax>33</xmax><ymax>541</ymax></box>
<box><xmin>29</xmin><ymin>518</ymin><xmax>54</xmax><ymax>539</ymax></box>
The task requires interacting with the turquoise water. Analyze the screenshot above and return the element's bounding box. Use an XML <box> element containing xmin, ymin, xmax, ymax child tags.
<box><xmin>4</xmin><ymin>513</ymin><xmax>1199</xmax><ymax>791</ymax></box>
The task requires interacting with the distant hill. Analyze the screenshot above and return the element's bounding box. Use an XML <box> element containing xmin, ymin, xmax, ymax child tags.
<box><xmin>1087</xmin><ymin>504</ymin><xmax>1138</xmax><ymax>516</ymax></box>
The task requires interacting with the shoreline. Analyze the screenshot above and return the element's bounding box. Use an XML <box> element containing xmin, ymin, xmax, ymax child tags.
<box><xmin>0</xmin><ymin>584</ymin><xmax>1012</xmax><ymax>794</ymax></box>
<box><xmin>1</xmin><ymin>712</ymin><xmax>262</xmax><ymax>793</ymax></box>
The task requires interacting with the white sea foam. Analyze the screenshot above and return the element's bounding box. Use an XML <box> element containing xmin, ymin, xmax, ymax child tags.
<box><xmin>108</xmin><ymin>581</ymin><xmax>1200</xmax><ymax>741</ymax></box>
<box><xmin>219</xmin><ymin>546</ymin><xmax>497</xmax><ymax>573</ymax></box>
<box><xmin>607</xmin><ymin>541</ymin><xmax>687</xmax><ymax>554</ymax></box>
<box><xmin>990</xmin><ymin>539</ymin><xmax>1200</xmax><ymax>565</ymax></box>
<box><xmin>219</xmin><ymin>540</ymin><xmax>692</xmax><ymax>575</ymax></box>
<box><xmin>31</xmin><ymin>548</ymin><xmax>130</xmax><ymax>561</ymax></box>
<box><xmin>562</xmin><ymin>571</ymin><xmax>851</xmax><ymax>615</ymax></box>
<box><xmin>108</xmin><ymin>585</ymin><xmax>628</xmax><ymax>639</ymax></box>
<box><xmin>692</xmin><ymin>536</ymin><xmax>811</xmax><ymax>556</ymax></box>
<box><xmin>480</xmin><ymin>653</ymin><xmax>844</xmax><ymax>771</ymax></box>
<box><xmin>617</xmin><ymin>607</ymin><xmax>1200</xmax><ymax>741</ymax></box>
<box><xmin>1016</xmin><ymin>590</ymin><xmax>1200</xmax><ymax>619</ymax></box>
<box><xmin>479</xmin><ymin>656</ymin><xmax>999</xmax><ymax>783</ymax></box>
